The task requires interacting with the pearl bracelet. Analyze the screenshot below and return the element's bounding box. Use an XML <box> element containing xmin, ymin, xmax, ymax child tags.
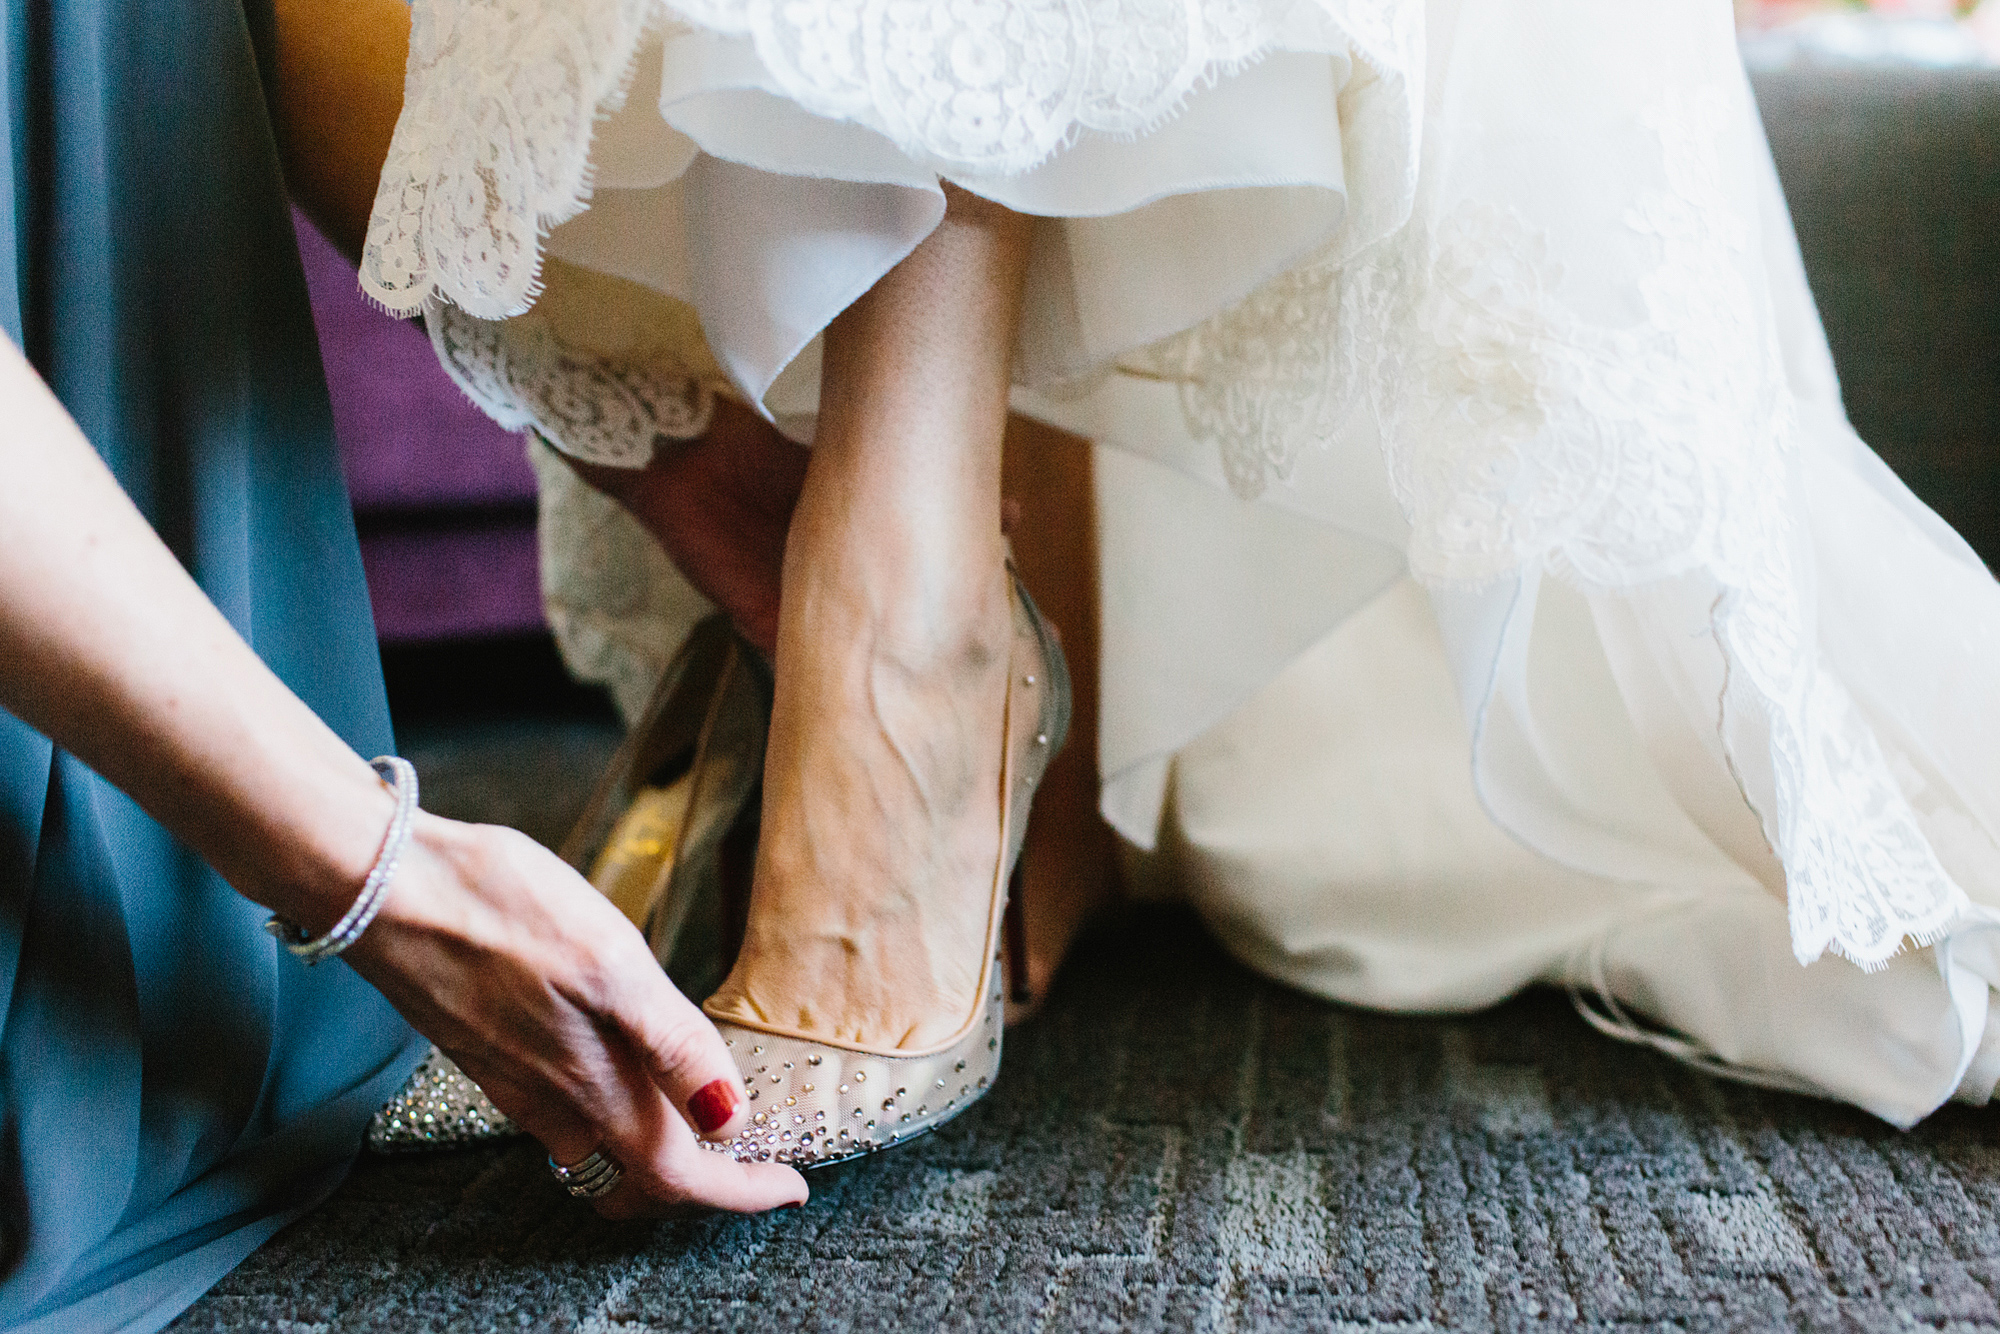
<box><xmin>265</xmin><ymin>755</ymin><xmax>419</xmax><ymax>964</ymax></box>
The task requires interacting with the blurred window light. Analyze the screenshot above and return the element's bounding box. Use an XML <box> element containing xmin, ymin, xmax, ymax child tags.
<box><xmin>1738</xmin><ymin>0</ymin><xmax>2000</xmax><ymax>67</ymax></box>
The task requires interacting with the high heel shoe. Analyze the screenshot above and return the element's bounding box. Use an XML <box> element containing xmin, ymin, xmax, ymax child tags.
<box><xmin>367</xmin><ymin>615</ymin><xmax>768</xmax><ymax>1152</ymax></box>
<box><xmin>560</xmin><ymin>614</ymin><xmax>768</xmax><ymax>999</ymax></box>
<box><xmin>700</xmin><ymin>568</ymin><xmax>1072</xmax><ymax>1168</ymax></box>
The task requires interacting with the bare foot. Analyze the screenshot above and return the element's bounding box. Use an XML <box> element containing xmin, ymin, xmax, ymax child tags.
<box><xmin>572</xmin><ymin>400</ymin><xmax>1116</xmax><ymax>1028</ymax></box>
<box><xmin>571</xmin><ymin>193</ymin><xmax>1116</xmax><ymax>1043</ymax></box>
<box><xmin>701</xmin><ymin>183</ymin><xmax>1047</xmax><ymax>1053</ymax></box>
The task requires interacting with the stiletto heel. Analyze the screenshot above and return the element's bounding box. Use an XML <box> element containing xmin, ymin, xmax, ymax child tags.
<box><xmin>1003</xmin><ymin>864</ymin><xmax>1032</xmax><ymax>1005</ymax></box>
<box><xmin>702</xmin><ymin>567</ymin><xmax>1071</xmax><ymax>1168</ymax></box>
<box><xmin>561</xmin><ymin>615</ymin><xmax>770</xmax><ymax>999</ymax></box>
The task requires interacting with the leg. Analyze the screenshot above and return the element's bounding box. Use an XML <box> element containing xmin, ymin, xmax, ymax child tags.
<box><xmin>999</xmin><ymin>416</ymin><xmax>1118</xmax><ymax>1018</ymax></box>
<box><xmin>561</xmin><ymin>197</ymin><xmax>1115</xmax><ymax>1027</ymax></box>
<box><xmin>705</xmin><ymin>184</ymin><xmax>1029</xmax><ymax>1048</ymax></box>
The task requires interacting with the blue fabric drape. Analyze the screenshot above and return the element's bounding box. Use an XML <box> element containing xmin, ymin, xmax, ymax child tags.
<box><xmin>0</xmin><ymin>0</ymin><xmax>424</xmax><ymax>1328</ymax></box>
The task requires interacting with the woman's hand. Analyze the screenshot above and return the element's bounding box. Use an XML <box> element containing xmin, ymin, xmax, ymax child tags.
<box><xmin>344</xmin><ymin>814</ymin><xmax>807</xmax><ymax>1218</ymax></box>
<box><xmin>0</xmin><ymin>337</ymin><xmax>802</xmax><ymax>1217</ymax></box>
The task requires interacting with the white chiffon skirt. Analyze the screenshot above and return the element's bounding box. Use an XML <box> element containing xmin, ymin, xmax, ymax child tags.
<box><xmin>365</xmin><ymin>0</ymin><xmax>2000</xmax><ymax>1125</ymax></box>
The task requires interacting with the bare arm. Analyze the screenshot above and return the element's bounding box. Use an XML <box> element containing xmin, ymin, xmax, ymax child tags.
<box><xmin>268</xmin><ymin>0</ymin><xmax>410</xmax><ymax>261</ymax></box>
<box><xmin>0</xmin><ymin>338</ymin><xmax>805</xmax><ymax>1216</ymax></box>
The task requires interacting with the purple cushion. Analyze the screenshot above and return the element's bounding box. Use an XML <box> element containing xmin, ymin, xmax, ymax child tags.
<box><xmin>357</xmin><ymin>525</ymin><xmax>545</xmax><ymax>643</ymax></box>
<box><xmin>297</xmin><ymin>211</ymin><xmax>547</xmax><ymax>641</ymax></box>
<box><xmin>296</xmin><ymin>213</ymin><xmax>537</xmax><ymax>512</ymax></box>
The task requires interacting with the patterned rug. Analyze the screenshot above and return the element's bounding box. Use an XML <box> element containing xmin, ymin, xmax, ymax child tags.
<box><xmin>176</xmin><ymin>898</ymin><xmax>2000</xmax><ymax>1332</ymax></box>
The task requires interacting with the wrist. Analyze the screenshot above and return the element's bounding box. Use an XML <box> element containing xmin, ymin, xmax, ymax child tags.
<box><xmin>263</xmin><ymin>756</ymin><xmax>418</xmax><ymax>961</ymax></box>
<box><xmin>339</xmin><ymin>815</ymin><xmax>540</xmax><ymax>991</ymax></box>
<box><xmin>232</xmin><ymin>750</ymin><xmax>403</xmax><ymax>935</ymax></box>
<box><xmin>353</xmin><ymin>811</ymin><xmax>485</xmax><ymax>941</ymax></box>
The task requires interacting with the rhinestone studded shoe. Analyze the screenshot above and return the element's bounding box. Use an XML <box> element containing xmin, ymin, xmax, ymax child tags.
<box><xmin>368</xmin><ymin>1045</ymin><xmax>517</xmax><ymax>1151</ymax></box>
<box><xmin>701</xmin><ymin>569</ymin><xmax>1071</xmax><ymax>1169</ymax></box>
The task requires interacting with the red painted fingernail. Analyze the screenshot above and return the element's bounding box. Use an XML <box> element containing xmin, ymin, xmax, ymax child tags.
<box><xmin>689</xmin><ymin>1078</ymin><xmax>741</xmax><ymax>1134</ymax></box>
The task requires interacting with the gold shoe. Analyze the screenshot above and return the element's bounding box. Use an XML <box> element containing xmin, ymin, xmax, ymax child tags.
<box><xmin>368</xmin><ymin>615</ymin><xmax>768</xmax><ymax>1152</ymax></box>
<box><xmin>560</xmin><ymin>614</ymin><xmax>769</xmax><ymax>999</ymax></box>
<box><xmin>700</xmin><ymin>570</ymin><xmax>1071</xmax><ymax>1168</ymax></box>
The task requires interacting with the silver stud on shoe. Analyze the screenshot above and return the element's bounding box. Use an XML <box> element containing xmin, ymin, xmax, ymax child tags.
<box><xmin>368</xmin><ymin>1047</ymin><xmax>519</xmax><ymax>1153</ymax></box>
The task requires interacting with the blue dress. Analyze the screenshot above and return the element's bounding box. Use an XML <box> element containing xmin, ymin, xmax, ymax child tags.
<box><xmin>0</xmin><ymin>1</ymin><xmax>426</xmax><ymax>1328</ymax></box>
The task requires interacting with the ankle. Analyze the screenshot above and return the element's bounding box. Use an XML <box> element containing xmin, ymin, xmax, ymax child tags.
<box><xmin>873</xmin><ymin>563</ymin><xmax>1013</xmax><ymax>685</ymax></box>
<box><xmin>781</xmin><ymin>520</ymin><xmax>1009</xmax><ymax>665</ymax></box>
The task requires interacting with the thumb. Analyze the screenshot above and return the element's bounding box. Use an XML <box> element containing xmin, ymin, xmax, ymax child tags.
<box><xmin>621</xmin><ymin>969</ymin><xmax>754</xmax><ymax>1142</ymax></box>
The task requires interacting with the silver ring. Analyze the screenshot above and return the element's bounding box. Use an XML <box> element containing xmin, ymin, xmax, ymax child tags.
<box><xmin>548</xmin><ymin>1148</ymin><xmax>623</xmax><ymax>1200</ymax></box>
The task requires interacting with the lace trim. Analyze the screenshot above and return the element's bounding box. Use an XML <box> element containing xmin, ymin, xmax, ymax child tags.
<box><xmin>529</xmin><ymin>436</ymin><xmax>710</xmax><ymax>723</ymax></box>
<box><xmin>365</xmin><ymin>0</ymin><xmax>657</xmax><ymax>318</ymax></box>
<box><xmin>666</xmin><ymin>0</ymin><xmax>1418</xmax><ymax>173</ymax></box>
<box><xmin>1132</xmin><ymin>88</ymin><xmax>1968</xmax><ymax>969</ymax></box>
<box><xmin>363</xmin><ymin>0</ymin><xmax>1421</xmax><ymax>320</ymax></box>
<box><xmin>428</xmin><ymin>301</ymin><xmax>714</xmax><ymax>468</ymax></box>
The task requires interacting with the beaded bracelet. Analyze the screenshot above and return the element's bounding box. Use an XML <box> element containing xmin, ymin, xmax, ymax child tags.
<box><xmin>264</xmin><ymin>755</ymin><xmax>419</xmax><ymax>964</ymax></box>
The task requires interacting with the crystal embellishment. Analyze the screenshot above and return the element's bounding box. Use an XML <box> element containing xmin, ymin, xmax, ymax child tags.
<box><xmin>368</xmin><ymin>1045</ymin><xmax>520</xmax><ymax>1152</ymax></box>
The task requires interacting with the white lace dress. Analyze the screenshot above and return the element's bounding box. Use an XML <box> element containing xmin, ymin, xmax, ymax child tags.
<box><xmin>366</xmin><ymin>0</ymin><xmax>2000</xmax><ymax>1125</ymax></box>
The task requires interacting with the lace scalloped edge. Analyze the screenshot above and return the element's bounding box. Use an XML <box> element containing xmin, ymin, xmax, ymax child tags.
<box><xmin>1814</xmin><ymin>908</ymin><xmax>1966</xmax><ymax>974</ymax></box>
<box><xmin>362</xmin><ymin>0</ymin><xmax>657</xmax><ymax>320</ymax></box>
<box><xmin>365</xmin><ymin>0</ymin><xmax>1418</xmax><ymax>322</ymax></box>
<box><xmin>651</xmin><ymin>0</ymin><xmax>1415</xmax><ymax>182</ymax></box>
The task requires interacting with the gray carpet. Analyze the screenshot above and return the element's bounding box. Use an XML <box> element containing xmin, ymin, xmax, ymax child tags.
<box><xmin>174</xmin><ymin>720</ymin><xmax>2000</xmax><ymax>1332</ymax></box>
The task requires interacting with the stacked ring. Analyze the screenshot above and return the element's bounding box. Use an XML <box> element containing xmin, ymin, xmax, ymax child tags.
<box><xmin>548</xmin><ymin>1149</ymin><xmax>623</xmax><ymax>1199</ymax></box>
